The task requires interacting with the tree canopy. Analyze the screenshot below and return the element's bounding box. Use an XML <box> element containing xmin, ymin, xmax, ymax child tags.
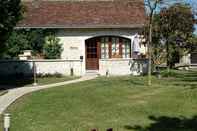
<box><xmin>3</xmin><ymin>29</ymin><xmax>46</xmax><ymax>59</ymax></box>
<box><xmin>0</xmin><ymin>0</ymin><xmax>23</xmax><ymax>55</ymax></box>
<box><xmin>144</xmin><ymin>0</ymin><xmax>195</xmax><ymax>85</ymax></box>
<box><xmin>43</xmin><ymin>35</ymin><xmax>63</xmax><ymax>59</ymax></box>
<box><xmin>151</xmin><ymin>3</ymin><xmax>195</xmax><ymax>68</ymax></box>
<box><xmin>2</xmin><ymin>29</ymin><xmax>63</xmax><ymax>59</ymax></box>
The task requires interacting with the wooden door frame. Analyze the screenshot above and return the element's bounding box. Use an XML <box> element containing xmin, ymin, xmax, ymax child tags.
<box><xmin>85</xmin><ymin>36</ymin><xmax>131</xmax><ymax>70</ymax></box>
<box><xmin>85</xmin><ymin>38</ymin><xmax>100</xmax><ymax>70</ymax></box>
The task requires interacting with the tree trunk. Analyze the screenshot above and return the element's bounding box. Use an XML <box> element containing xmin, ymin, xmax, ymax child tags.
<box><xmin>148</xmin><ymin>12</ymin><xmax>153</xmax><ymax>86</ymax></box>
<box><xmin>166</xmin><ymin>40</ymin><xmax>170</xmax><ymax>76</ymax></box>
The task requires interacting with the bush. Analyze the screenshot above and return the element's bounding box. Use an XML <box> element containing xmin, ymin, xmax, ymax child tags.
<box><xmin>2</xmin><ymin>29</ymin><xmax>57</xmax><ymax>59</ymax></box>
<box><xmin>37</xmin><ymin>73</ymin><xmax>63</xmax><ymax>78</ymax></box>
<box><xmin>160</xmin><ymin>69</ymin><xmax>180</xmax><ymax>77</ymax></box>
<box><xmin>43</xmin><ymin>35</ymin><xmax>63</xmax><ymax>59</ymax></box>
<box><xmin>3</xmin><ymin>31</ymin><xmax>30</xmax><ymax>59</ymax></box>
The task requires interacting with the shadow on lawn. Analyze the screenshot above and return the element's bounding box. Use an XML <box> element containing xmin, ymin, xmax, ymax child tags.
<box><xmin>169</xmin><ymin>70</ymin><xmax>197</xmax><ymax>82</ymax></box>
<box><xmin>0</xmin><ymin>76</ymin><xmax>34</xmax><ymax>89</ymax></box>
<box><xmin>160</xmin><ymin>70</ymin><xmax>197</xmax><ymax>89</ymax></box>
<box><xmin>0</xmin><ymin>62</ymin><xmax>34</xmax><ymax>90</ymax></box>
<box><xmin>125</xmin><ymin>78</ymin><xmax>146</xmax><ymax>86</ymax></box>
<box><xmin>178</xmin><ymin>72</ymin><xmax>197</xmax><ymax>82</ymax></box>
<box><xmin>124</xmin><ymin>115</ymin><xmax>197</xmax><ymax>131</ymax></box>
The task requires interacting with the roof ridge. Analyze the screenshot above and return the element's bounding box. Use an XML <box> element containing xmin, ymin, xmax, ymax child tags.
<box><xmin>22</xmin><ymin>0</ymin><xmax>145</xmax><ymax>6</ymax></box>
<box><xmin>22</xmin><ymin>0</ymin><xmax>143</xmax><ymax>1</ymax></box>
<box><xmin>22</xmin><ymin>0</ymin><xmax>144</xmax><ymax>3</ymax></box>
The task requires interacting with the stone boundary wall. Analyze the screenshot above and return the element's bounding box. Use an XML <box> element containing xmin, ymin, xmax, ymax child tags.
<box><xmin>99</xmin><ymin>58</ymin><xmax>148</xmax><ymax>76</ymax></box>
<box><xmin>0</xmin><ymin>59</ymin><xmax>149</xmax><ymax>77</ymax></box>
<box><xmin>0</xmin><ymin>59</ymin><xmax>82</xmax><ymax>77</ymax></box>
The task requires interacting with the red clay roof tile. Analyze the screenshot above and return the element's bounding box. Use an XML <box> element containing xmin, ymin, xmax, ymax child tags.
<box><xmin>17</xmin><ymin>0</ymin><xmax>146</xmax><ymax>28</ymax></box>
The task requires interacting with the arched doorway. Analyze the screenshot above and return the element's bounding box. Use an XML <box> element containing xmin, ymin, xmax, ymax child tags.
<box><xmin>85</xmin><ymin>38</ymin><xmax>100</xmax><ymax>70</ymax></box>
<box><xmin>85</xmin><ymin>36</ymin><xmax>131</xmax><ymax>70</ymax></box>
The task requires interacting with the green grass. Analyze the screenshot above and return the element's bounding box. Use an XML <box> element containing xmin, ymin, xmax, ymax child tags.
<box><xmin>32</xmin><ymin>76</ymin><xmax>79</xmax><ymax>86</ymax></box>
<box><xmin>1</xmin><ymin>70</ymin><xmax>197</xmax><ymax>131</ymax></box>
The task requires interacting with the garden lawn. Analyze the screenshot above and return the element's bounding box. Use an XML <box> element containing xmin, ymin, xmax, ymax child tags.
<box><xmin>1</xmin><ymin>70</ymin><xmax>197</xmax><ymax>131</ymax></box>
<box><xmin>33</xmin><ymin>76</ymin><xmax>79</xmax><ymax>86</ymax></box>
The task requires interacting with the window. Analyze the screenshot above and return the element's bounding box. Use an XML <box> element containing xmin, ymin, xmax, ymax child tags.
<box><xmin>86</xmin><ymin>42</ymin><xmax>97</xmax><ymax>58</ymax></box>
<box><xmin>101</xmin><ymin>37</ymin><xmax>109</xmax><ymax>59</ymax></box>
<box><xmin>112</xmin><ymin>37</ymin><xmax>121</xmax><ymax>58</ymax></box>
<box><xmin>122</xmin><ymin>39</ymin><xmax>131</xmax><ymax>58</ymax></box>
<box><xmin>100</xmin><ymin>36</ymin><xmax>131</xmax><ymax>59</ymax></box>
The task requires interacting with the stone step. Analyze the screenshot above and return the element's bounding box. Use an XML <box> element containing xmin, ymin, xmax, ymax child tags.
<box><xmin>85</xmin><ymin>70</ymin><xmax>99</xmax><ymax>76</ymax></box>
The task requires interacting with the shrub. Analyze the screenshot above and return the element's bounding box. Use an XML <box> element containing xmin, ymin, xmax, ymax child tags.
<box><xmin>37</xmin><ymin>73</ymin><xmax>63</xmax><ymax>78</ymax></box>
<box><xmin>43</xmin><ymin>35</ymin><xmax>63</xmax><ymax>59</ymax></box>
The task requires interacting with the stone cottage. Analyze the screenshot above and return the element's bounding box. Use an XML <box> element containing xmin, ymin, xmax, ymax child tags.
<box><xmin>15</xmin><ymin>0</ymin><xmax>148</xmax><ymax>76</ymax></box>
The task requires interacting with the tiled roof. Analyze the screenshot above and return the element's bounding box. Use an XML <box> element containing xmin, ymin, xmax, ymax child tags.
<box><xmin>17</xmin><ymin>0</ymin><xmax>146</xmax><ymax>28</ymax></box>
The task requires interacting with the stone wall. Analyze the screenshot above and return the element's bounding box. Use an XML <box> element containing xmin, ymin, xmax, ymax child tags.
<box><xmin>179</xmin><ymin>54</ymin><xmax>191</xmax><ymax>65</ymax></box>
<box><xmin>0</xmin><ymin>29</ymin><xmax>146</xmax><ymax>77</ymax></box>
<box><xmin>57</xmin><ymin>28</ymin><xmax>137</xmax><ymax>59</ymax></box>
<box><xmin>99</xmin><ymin>58</ymin><xmax>148</xmax><ymax>76</ymax></box>
<box><xmin>57</xmin><ymin>28</ymin><xmax>139</xmax><ymax>74</ymax></box>
<box><xmin>0</xmin><ymin>59</ymin><xmax>82</xmax><ymax>77</ymax></box>
<box><xmin>0</xmin><ymin>59</ymin><xmax>148</xmax><ymax>77</ymax></box>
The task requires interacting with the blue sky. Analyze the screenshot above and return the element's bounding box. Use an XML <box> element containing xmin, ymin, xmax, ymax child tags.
<box><xmin>194</xmin><ymin>25</ymin><xmax>197</xmax><ymax>35</ymax></box>
<box><xmin>187</xmin><ymin>0</ymin><xmax>197</xmax><ymax>34</ymax></box>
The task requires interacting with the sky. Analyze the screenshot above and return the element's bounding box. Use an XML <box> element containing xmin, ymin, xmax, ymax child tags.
<box><xmin>187</xmin><ymin>0</ymin><xmax>197</xmax><ymax>34</ymax></box>
<box><xmin>194</xmin><ymin>25</ymin><xmax>197</xmax><ymax>35</ymax></box>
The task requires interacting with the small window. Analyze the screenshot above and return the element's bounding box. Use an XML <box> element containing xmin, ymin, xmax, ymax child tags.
<box><xmin>100</xmin><ymin>36</ymin><xmax>131</xmax><ymax>59</ymax></box>
<box><xmin>122</xmin><ymin>39</ymin><xmax>131</xmax><ymax>58</ymax></box>
<box><xmin>111</xmin><ymin>37</ymin><xmax>121</xmax><ymax>58</ymax></box>
<box><xmin>101</xmin><ymin>37</ymin><xmax>109</xmax><ymax>59</ymax></box>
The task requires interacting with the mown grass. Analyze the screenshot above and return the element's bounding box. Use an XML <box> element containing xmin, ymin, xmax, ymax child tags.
<box><xmin>32</xmin><ymin>76</ymin><xmax>79</xmax><ymax>86</ymax></box>
<box><xmin>1</xmin><ymin>70</ymin><xmax>197</xmax><ymax>131</ymax></box>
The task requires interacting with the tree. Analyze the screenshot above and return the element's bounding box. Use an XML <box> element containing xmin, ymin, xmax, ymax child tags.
<box><xmin>2</xmin><ymin>29</ymin><xmax>47</xmax><ymax>59</ymax></box>
<box><xmin>144</xmin><ymin>0</ymin><xmax>189</xmax><ymax>85</ymax></box>
<box><xmin>151</xmin><ymin>15</ymin><xmax>166</xmax><ymax>67</ymax></box>
<box><xmin>0</xmin><ymin>0</ymin><xmax>23</xmax><ymax>55</ymax></box>
<box><xmin>2</xmin><ymin>29</ymin><xmax>60</xmax><ymax>59</ymax></box>
<box><xmin>27</xmin><ymin>29</ymin><xmax>46</xmax><ymax>54</ymax></box>
<box><xmin>158</xmin><ymin>4</ymin><xmax>195</xmax><ymax>68</ymax></box>
<box><xmin>3</xmin><ymin>30</ymin><xmax>30</xmax><ymax>59</ymax></box>
<box><xmin>43</xmin><ymin>35</ymin><xmax>63</xmax><ymax>59</ymax></box>
<box><xmin>144</xmin><ymin>0</ymin><xmax>160</xmax><ymax>86</ymax></box>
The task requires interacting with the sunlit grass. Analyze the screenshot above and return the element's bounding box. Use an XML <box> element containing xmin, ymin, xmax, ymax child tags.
<box><xmin>1</xmin><ymin>70</ymin><xmax>197</xmax><ymax>131</ymax></box>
